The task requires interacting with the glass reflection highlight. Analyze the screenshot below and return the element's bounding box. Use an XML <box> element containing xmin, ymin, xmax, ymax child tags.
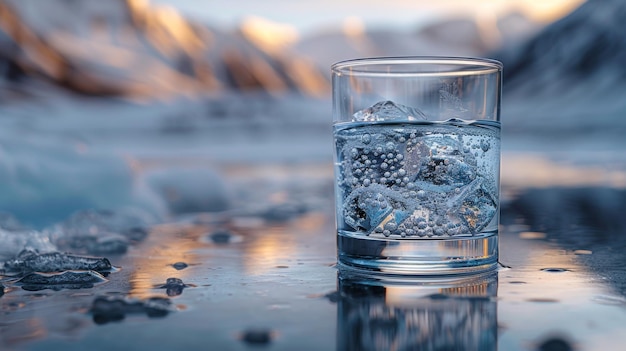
<box><xmin>336</xmin><ymin>271</ymin><xmax>497</xmax><ymax>351</ymax></box>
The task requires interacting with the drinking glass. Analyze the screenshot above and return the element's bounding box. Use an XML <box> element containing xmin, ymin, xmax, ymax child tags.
<box><xmin>332</xmin><ymin>57</ymin><xmax>502</xmax><ymax>275</ymax></box>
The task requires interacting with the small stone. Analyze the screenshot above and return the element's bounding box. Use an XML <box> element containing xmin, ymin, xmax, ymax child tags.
<box><xmin>241</xmin><ymin>328</ymin><xmax>273</xmax><ymax>345</ymax></box>
<box><xmin>537</xmin><ymin>337</ymin><xmax>573</xmax><ymax>351</ymax></box>
<box><xmin>90</xmin><ymin>295</ymin><xmax>172</xmax><ymax>324</ymax></box>
<box><xmin>209</xmin><ymin>231</ymin><xmax>232</xmax><ymax>244</ymax></box>
<box><xmin>171</xmin><ymin>262</ymin><xmax>188</xmax><ymax>270</ymax></box>
<box><xmin>156</xmin><ymin>277</ymin><xmax>188</xmax><ymax>297</ymax></box>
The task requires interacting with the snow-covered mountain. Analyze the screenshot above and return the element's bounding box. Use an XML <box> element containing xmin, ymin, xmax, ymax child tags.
<box><xmin>0</xmin><ymin>0</ymin><xmax>543</xmax><ymax>99</ymax></box>
<box><xmin>495</xmin><ymin>0</ymin><xmax>626</xmax><ymax>132</ymax></box>
<box><xmin>0</xmin><ymin>0</ymin><xmax>329</xmax><ymax>97</ymax></box>
<box><xmin>293</xmin><ymin>12</ymin><xmax>540</xmax><ymax>74</ymax></box>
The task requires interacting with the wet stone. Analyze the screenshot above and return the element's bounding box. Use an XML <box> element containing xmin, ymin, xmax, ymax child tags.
<box><xmin>241</xmin><ymin>328</ymin><xmax>273</xmax><ymax>345</ymax></box>
<box><xmin>209</xmin><ymin>230</ymin><xmax>233</xmax><ymax>244</ymax></box>
<box><xmin>171</xmin><ymin>262</ymin><xmax>188</xmax><ymax>270</ymax></box>
<box><xmin>90</xmin><ymin>295</ymin><xmax>172</xmax><ymax>324</ymax></box>
<box><xmin>156</xmin><ymin>277</ymin><xmax>189</xmax><ymax>297</ymax></box>
<box><xmin>537</xmin><ymin>337</ymin><xmax>573</xmax><ymax>351</ymax></box>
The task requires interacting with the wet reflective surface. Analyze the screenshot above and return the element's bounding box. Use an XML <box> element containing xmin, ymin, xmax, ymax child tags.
<box><xmin>2</xmin><ymin>161</ymin><xmax>626</xmax><ymax>351</ymax></box>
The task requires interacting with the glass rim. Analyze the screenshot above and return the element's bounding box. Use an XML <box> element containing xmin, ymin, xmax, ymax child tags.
<box><xmin>331</xmin><ymin>56</ymin><xmax>502</xmax><ymax>78</ymax></box>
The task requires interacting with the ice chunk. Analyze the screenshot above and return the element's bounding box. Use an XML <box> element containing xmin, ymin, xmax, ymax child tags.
<box><xmin>90</xmin><ymin>295</ymin><xmax>172</xmax><ymax>324</ymax></box>
<box><xmin>1</xmin><ymin>251</ymin><xmax>113</xmax><ymax>275</ymax></box>
<box><xmin>46</xmin><ymin>209</ymin><xmax>152</xmax><ymax>255</ymax></box>
<box><xmin>353</xmin><ymin>101</ymin><xmax>427</xmax><ymax>122</ymax></box>
<box><xmin>18</xmin><ymin>270</ymin><xmax>107</xmax><ymax>285</ymax></box>
<box><xmin>0</xmin><ymin>229</ymin><xmax>57</xmax><ymax>261</ymax></box>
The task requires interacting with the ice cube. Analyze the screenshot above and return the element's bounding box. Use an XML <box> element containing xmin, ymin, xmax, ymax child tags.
<box><xmin>343</xmin><ymin>189</ymin><xmax>392</xmax><ymax>233</ymax></box>
<box><xmin>343</xmin><ymin>185</ymin><xmax>413</xmax><ymax>235</ymax></box>
<box><xmin>447</xmin><ymin>179</ymin><xmax>497</xmax><ymax>234</ymax></box>
<box><xmin>353</xmin><ymin>101</ymin><xmax>427</xmax><ymax>122</ymax></box>
<box><xmin>410</xmin><ymin>136</ymin><xmax>476</xmax><ymax>186</ymax></box>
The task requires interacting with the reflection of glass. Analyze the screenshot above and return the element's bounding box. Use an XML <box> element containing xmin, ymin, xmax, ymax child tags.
<box><xmin>337</xmin><ymin>271</ymin><xmax>497</xmax><ymax>351</ymax></box>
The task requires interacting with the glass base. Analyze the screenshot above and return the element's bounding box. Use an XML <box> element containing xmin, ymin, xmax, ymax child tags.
<box><xmin>337</xmin><ymin>230</ymin><xmax>498</xmax><ymax>276</ymax></box>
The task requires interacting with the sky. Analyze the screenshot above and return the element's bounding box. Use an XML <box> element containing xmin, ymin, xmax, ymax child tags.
<box><xmin>151</xmin><ymin>0</ymin><xmax>585</xmax><ymax>35</ymax></box>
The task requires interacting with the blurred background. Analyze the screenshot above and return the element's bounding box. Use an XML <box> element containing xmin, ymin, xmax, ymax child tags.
<box><xmin>3</xmin><ymin>1</ymin><xmax>626</xmax><ymax>350</ymax></box>
<box><xmin>0</xmin><ymin>0</ymin><xmax>624</xmax><ymax>227</ymax></box>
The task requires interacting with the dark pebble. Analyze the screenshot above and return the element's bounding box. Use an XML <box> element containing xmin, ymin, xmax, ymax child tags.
<box><xmin>158</xmin><ymin>277</ymin><xmax>187</xmax><ymax>296</ymax></box>
<box><xmin>172</xmin><ymin>262</ymin><xmax>188</xmax><ymax>270</ymax></box>
<box><xmin>537</xmin><ymin>337</ymin><xmax>573</xmax><ymax>351</ymax></box>
<box><xmin>0</xmin><ymin>283</ymin><xmax>4</xmax><ymax>297</ymax></box>
<box><xmin>125</xmin><ymin>227</ymin><xmax>149</xmax><ymax>243</ymax></box>
<box><xmin>210</xmin><ymin>230</ymin><xmax>232</xmax><ymax>244</ymax></box>
<box><xmin>242</xmin><ymin>328</ymin><xmax>273</xmax><ymax>344</ymax></box>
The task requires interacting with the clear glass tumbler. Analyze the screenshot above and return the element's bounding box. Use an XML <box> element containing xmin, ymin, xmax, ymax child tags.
<box><xmin>332</xmin><ymin>57</ymin><xmax>502</xmax><ymax>275</ymax></box>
